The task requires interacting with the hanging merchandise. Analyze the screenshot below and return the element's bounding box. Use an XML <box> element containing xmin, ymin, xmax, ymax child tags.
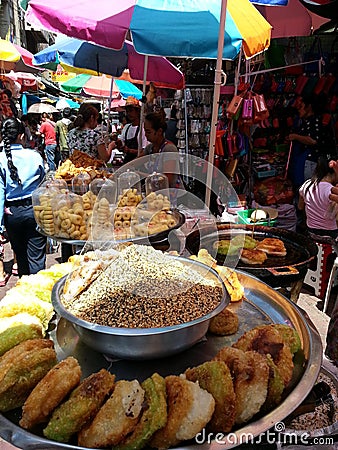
<box><xmin>242</xmin><ymin>94</ymin><xmax>254</xmax><ymax>121</ymax></box>
<box><xmin>226</xmin><ymin>93</ymin><xmax>245</xmax><ymax>119</ymax></box>
<box><xmin>304</xmin><ymin>37</ymin><xmax>328</xmax><ymax>74</ymax></box>
<box><xmin>294</xmin><ymin>74</ymin><xmax>310</xmax><ymax>95</ymax></box>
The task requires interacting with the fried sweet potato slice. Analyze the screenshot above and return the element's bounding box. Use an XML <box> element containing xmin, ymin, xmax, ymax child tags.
<box><xmin>185</xmin><ymin>360</ymin><xmax>235</xmax><ymax>432</ymax></box>
<box><xmin>43</xmin><ymin>369</ymin><xmax>115</xmax><ymax>443</ymax></box>
<box><xmin>20</xmin><ymin>356</ymin><xmax>82</xmax><ymax>430</ymax></box>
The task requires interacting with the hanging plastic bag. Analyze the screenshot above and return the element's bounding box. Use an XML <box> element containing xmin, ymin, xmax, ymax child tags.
<box><xmin>226</xmin><ymin>94</ymin><xmax>244</xmax><ymax>119</ymax></box>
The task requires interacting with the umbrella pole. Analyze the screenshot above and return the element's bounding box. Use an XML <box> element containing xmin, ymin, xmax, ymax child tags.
<box><xmin>205</xmin><ymin>0</ymin><xmax>227</xmax><ymax>209</ymax></box>
<box><xmin>108</xmin><ymin>76</ymin><xmax>114</xmax><ymax>126</ymax></box>
<box><xmin>139</xmin><ymin>55</ymin><xmax>149</xmax><ymax>153</ymax></box>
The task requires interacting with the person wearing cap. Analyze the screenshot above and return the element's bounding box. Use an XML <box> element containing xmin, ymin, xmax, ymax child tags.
<box><xmin>119</xmin><ymin>96</ymin><xmax>148</xmax><ymax>164</ymax></box>
<box><xmin>55</xmin><ymin>107</ymin><xmax>72</xmax><ymax>162</ymax></box>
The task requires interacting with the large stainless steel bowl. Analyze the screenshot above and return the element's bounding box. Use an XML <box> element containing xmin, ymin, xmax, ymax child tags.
<box><xmin>51</xmin><ymin>257</ymin><xmax>229</xmax><ymax>360</ymax></box>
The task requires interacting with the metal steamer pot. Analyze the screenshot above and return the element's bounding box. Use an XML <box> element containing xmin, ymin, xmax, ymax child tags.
<box><xmin>185</xmin><ymin>223</ymin><xmax>318</xmax><ymax>288</ymax></box>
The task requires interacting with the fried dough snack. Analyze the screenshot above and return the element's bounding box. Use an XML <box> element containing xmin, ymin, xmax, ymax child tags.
<box><xmin>150</xmin><ymin>375</ymin><xmax>215</xmax><ymax>449</ymax></box>
<box><xmin>263</xmin><ymin>354</ymin><xmax>285</xmax><ymax>411</ymax></box>
<box><xmin>78</xmin><ymin>379</ymin><xmax>145</xmax><ymax>448</ymax></box>
<box><xmin>20</xmin><ymin>356</ymin><xmax>82</xmax><ymax>430</ymax></box>
<box><xmin>240</xmin><ymin>248</ymin><xmax>268</xmax><ymax>265</ymax></box>
<box><xmin>185</xmin><ymin>360</ymin><xmax>235</xmax><ymax>432</ymax></box>
<box><xmin>214</xmin><ymin>347</ymin><xmax>269</xmax><ymax>424</ymax></box>
<box><xmin>208</xmin><ymin>307</ymin><xmax>239</xmax><ymax>336</ymax></box>
<box><xmin>232</xmin><ymin>324</ymin><xmax>294</xmax><ymax>386</ymax></box>
<box><xmin>115</xmin><ymin>373</ymin><xmax>167</xmax><ymax>450</ymax></box>
<box><xmin>0</xmin><ymin>339</ymin><xmax>54</xmax><ymax>376</ymax></box>
<box><xmin>0</xmin><ymin>314</ymin><xmax>43</xmax><ymax>356</ymax></box>
<box><xmin>0</xmin><ymin>346</ymin><xmax>57</xmax><ymax>412</ymax></box>
<box><xmin>43</xmin><ymin>369</ymin><xmax>115</xmax><ymax>443</ymax></box>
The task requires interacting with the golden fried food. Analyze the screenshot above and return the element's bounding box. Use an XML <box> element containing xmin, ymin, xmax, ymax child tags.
<box><xmin>115</xmin><ymin>373</ymin><xmax>167</xmax><ymax>450</ymax></box>
<box><xmin>213</xmin><ymin>347</ymin><xmax>269</xmax><ymax>424</ymax></box>
<box><xmin>263</xmin><ymin>354</ymin><xmax>285</xmax><ymax>412</ymax></box>
<box><xmin>208</xmin><ymin>307</ymin><xmax>239</xmax><ymax>336</ymax></box>
<box><xmin>256</xmin><ymin>238</ymin><xmax>286</xmax><ymax>256</ymax></box>
<box><xmin>78</xmin><ymin>379</ymin><xmax>145</xmax><ymax>448</ymax></box>
<box><xmin>272</xmin><ymin>324</ymin><xmax>301</xmax><ymax>354</ymax></box>
<box><xmin>233</xmin><ymin>324</ymin><xmax>294</xmax><ymax>386</ymax></box>
<box><xmin>43</xmin><ymin>369</ymin><xmax>115</xmax><ymax>443</ymax></box>
<box><xmin>185</xmin><ymin>360</ymin><xmax>235</xmax><ymax>432</ymax></box>
<box><xmin>189</xmin><ymin>249</ymin><xmax>217</xmax><ymax>268</ymax></box>
<box><xmin>0</xmin><ymin>315</ymin><xmax>44</xmax><ymax>357</ymax></box>
<box><xmin>215</xmin><ymin>266</ymin><xmax>245</xmax><ymax>302</ymax></box>
<box><xmin>240</xmin><ymin>248</ymin><xmax>268</xmax><ymax>265</ymax></box>
<box><xmin>0</xmin><ymin>339</ymin><xmax>53</xmax><ymax>376</ymax></box>
<box><xmin>0</xmin><ymin>347</ymin><xmax>57</xmax><ymax>412</ymax></box>
<box><xmin>150</xmin><ymin>375</ymin><xmax>215</xmax><ymax>449</ymax></box>
<box><xmin>20</xmin><ymin>356</ymin><xmax>82</xmax><ymax>430</ymax></box>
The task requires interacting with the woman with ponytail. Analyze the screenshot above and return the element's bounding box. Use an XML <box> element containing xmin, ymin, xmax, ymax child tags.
<box><xmin>0</xmin><ymin>117</ymin><xmax>47</xmax><ymax>276</ymax></box>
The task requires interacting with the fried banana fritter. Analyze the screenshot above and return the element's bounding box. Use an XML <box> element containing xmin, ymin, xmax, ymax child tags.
<box><xmin>78</xmin><ymin>379</ymin><xmax>145</xmax><ymax>448</ymax></box>
<box><xmin>214</xmin><ymin>347</ymin><xmax>269</xmax><ymax>424</ymax></box>
<box><xmin>233</xmin><ymin>325</ymin><xmax>294</xmax><ymax>386</ymax></box>
<box><xmin>43</xmin><ymin>369</ymin><xmax>115</xmax><ymax>443</ymax></box>
<box><xmin>208</xmin><ymin>307</ymin><xmax>239</xmax><ymax>336</ymax></box>
<box><xmin>150</xmin><ymin>375</ymin><xmax>215</xmax><ymax>449</ymax></box>
<box><xmin>185</xmin><ymin>360</ymin><xmax>235</xmax><ymax>432</ymax></box>
<box><xmin>0</xmin><ymin>314</ymin><xmax>44</xmax><ymax>356</ymax></box>
<box><xmin>115</xmin><ymin>373</ymin><xmax>167</xmax><ymax>450</ymax></box>
<box><xmin>0</xmin><ymin>347</ymin><xmax>57</xmax><ymax>412</ymax></box>
<box><xmin>272</xmin><ymin>324</ymin><xmax>301</xmax><ymax>354</ymax></box>
<box><xmin>20</xmin><ymin>356</ymin><xmax>82</xmax><ymax>430</ymax></box>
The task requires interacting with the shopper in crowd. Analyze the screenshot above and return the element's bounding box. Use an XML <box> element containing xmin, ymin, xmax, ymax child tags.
<box><xmin>321</xmin><ymin>159</ymin><xmax>338</xmax><ymax>367</ymax></box>
<box><xmin>165</xmin><ymin>106</ymin><xmax>178</xmax><ymax>146</ymax></box>
<box><xmin>55</xmin><ymin>107</ymin><xmax>72</xmax><ymax>162</ymax></box>
<box><xmin>20</xmin><ymin>114</ymin><xmax>33</xmax><ymax>148</ymax></box>
<box><xmin>287</xmin><ymin>95</ymin><xmax>325</xmax><ymax>188</ymax></box>
<box><xmin>118</xmin><ymin>96</ymin><xmax>148</xmax><ymax>164</ymax></box>
<box><xmin>0</xmin><ymin>117</ymin><xmax>47</xmax><ymax>277</ymax></box>
<box><xmin>67</xmin><ymin>103</ymin><xmax>113</xmax><ymax>162</ymax></box>
<box><xmin>298</xmin><ymin>156</ymin><xmax>338</xmax><ymax>239</ymax></box>
<box><xmin>139</xmin><ymin>112</ymin><xmax>183</xmax><ymax>190</ymax></box>
<box><xmin>39</xmin><ymin>112</ymin><xmax>58</xmax><ymax>171</ymax></box>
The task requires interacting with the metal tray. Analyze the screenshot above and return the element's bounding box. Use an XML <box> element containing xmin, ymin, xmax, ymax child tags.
<box><xmin>0</xmin><ymin>270</ymin><xmax>322</xmax><ymax>450</ymax></box>
<box><xmin>37</xmin><ymin>210</ymin><xmax>185</xmax><ymax>247</ymax></box>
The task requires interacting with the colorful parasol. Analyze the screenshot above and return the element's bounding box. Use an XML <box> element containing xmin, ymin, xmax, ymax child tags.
<box><xmin>33</xmin><ymin>36</ymin><xmax>185</xmax><ymax>90</ymax></box>
<box><xmin>0</xmin><ymin>38</ymin><xmax>38</xmax><ymax>72</ymax></box>
<box><xmin>26</xmin><ymin>0</ymin><xmax>271</xmax><ymax>60</ymax></box>
<box><xmin>60</xmin><ymin>74</ymin><xmax>143</xmax><ymax>100</ymax></box>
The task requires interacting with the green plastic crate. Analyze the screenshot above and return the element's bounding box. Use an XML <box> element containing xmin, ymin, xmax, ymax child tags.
<box><xmin>237</xmin><ymin>209</ymin><xmax>277</xmax><ymax>226</ymax></box>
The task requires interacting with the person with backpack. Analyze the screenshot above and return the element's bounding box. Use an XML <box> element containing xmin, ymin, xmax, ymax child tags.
<box><xmin>55</xmin><ymin>107</ymin><xmax>72</xmax><ymax>161</ymax></box>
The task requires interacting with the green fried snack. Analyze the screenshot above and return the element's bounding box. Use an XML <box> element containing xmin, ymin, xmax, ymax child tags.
<box><xmin>215</xmin><ymin>240</ymin><xmax>239</xmax><ymax>256</ymax></box>
<box><xmin>0</xmin><ymin>315</ymin><xmax>44</xmax><ymax>357</ymax></box>
<box><xmin>43</xmin><ymin>369</ymin><xmax>115</xmax><ymax>443</ymax></box>
<box><xmin>272</xmin><ymin>324</ymin><xmax>301</xmax><ymax>354</ymax></box>
<box><xmin>0</xmin><ymin>347</ymin><xmax>57</xmax><ymax>412</ymax></box>
<box><xmin>262</xmin><ymin>354</ymin><xmax>285</xmax><ymax>412</ymax></box>
<box><xmin>185</xmin><ymin>360</ymin><xmax>235</xmax><ymax>432</ymax></box>
<box><xmin>115</xmin><ymin>373</ymin><xmax>167</xmax><ymax>450</ymax></box>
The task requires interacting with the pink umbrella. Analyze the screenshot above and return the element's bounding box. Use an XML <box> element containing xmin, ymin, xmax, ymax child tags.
<box><xmin>255</xmin><ymin>0</ymin><xmax>329</xmax><ymax>38</ymax></box>
<box><xmin>4</xmin><ymin>71</ymin><xmax>38</xmax><ymax>91</ymax></box>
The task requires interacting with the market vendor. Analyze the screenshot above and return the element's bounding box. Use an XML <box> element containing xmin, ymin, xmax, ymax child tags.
<box><xmin>139</xmin><ymin>112</ymin><xmax>184</xmax><ymax>190</ymax></box>
<box><xmin>0</xmin><ymin>117</ymin><xmax>47</xmax><ymax>276</ymax></box>
<box><xmin>118</xmin><ymin>96</ymin><xmax>148</xmax><ymax>164</ymax></box>
<box><xmin>67</xmin><ymin>103</ymin><xmax>114</xmax><ymax>163</ymax></box>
